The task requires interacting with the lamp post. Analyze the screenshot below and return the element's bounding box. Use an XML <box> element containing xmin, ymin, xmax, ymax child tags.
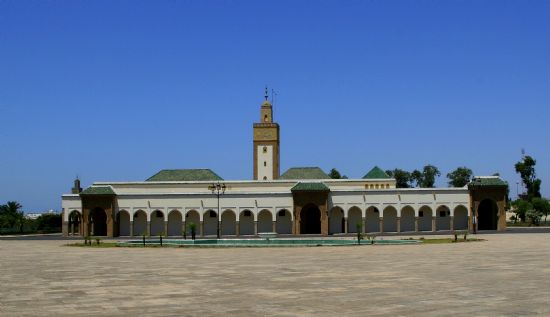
<box><xmin>208</xmin><ymin>182</ymin><xmax>226</xmax><ymax>239</ymax></box>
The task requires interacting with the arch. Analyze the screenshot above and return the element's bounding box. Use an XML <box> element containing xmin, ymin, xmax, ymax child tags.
<box><xmin>436</xmin><ymin>205</ymin><xmax>451</xmax><ymax>231</ymax></box>
<box><xmin>150</xmin><ymin>210</ymin><xmax>164</xmax><ymax>236</ymax></box>
<box><xmin>365</xmin><ymin>206</ymin><xmax>380</xmax><ymax>233</ymax></box>
<box><xmin>400</xmin><ymin>206</ymin><xmax>415</xmax><ymax>232</ymax></box>
<box><xmin>118</xmin><ymin>210</ymin><xmax>131</xmax><ymax>236</ymax></box>
<box><xmin>276</xmin><ymin>209</ymin><xmax>292</xmax><ymax>234</ymax></box>
<box><xmin>300</xmin><ymin>204</ymin><xmax>321</xmax><ymax>234</ymax></box>
<box><xmin>185</xmin><ymin>210</ymin><xmax>200</xmax><ymax>236</ymax></box>
<box><xmin>454</xmin><ymin>205</ymin><xmax>469</xmax><ymax>230</ymax></box>
<box><xmin>221</xmin><ymin>209</ymin><xmax>236</xmax><ymax>236</ymax></box>
<box><xmin>203</xmin><ymin>210</ymin><xmax>218</xmax><ymax>236</ymax></box>
<box><xmin>258</xmin><ymin>209</ymin><xmax>273</xmax><ymax>233</ymax></box>
<box><xmin>383</xmin><ymin>206</ymin><xmax>398</xmax><ymax>232</ymax></box>
<box><xmin>167</xmin><ymin>210</ymin><xmax>182</xmax><ymax>236</ymax></box>
<box><xmin>239</xmin><ymin>209</ymin><xmax>254</xmax><ymax>235</ymax></box>
<box><xmin>89</xmin><ymin>208</ymin><xmax>107</xmax><ymax>236</ymax></box>
<box><xmin>329</xmin><ymin>207</ymin><xmax>344</xmax><ymax>234</ymax></box>
<box><xmin>68</xmin><ymin>210</ymin><xmax>82</xmax><ymax>235</ymax></box>
<box><xmin>133</xmin><ymin>210</ymin><xmax>147</xmax><ymax>235</ymax></box>
<box><xmin>478</xmin><ymin>199</ymin><xmax>498</xmax><ymax>230</ymax></box>
<box><xmin>348</xmin><ymin>206</ymin><xmax>362</xmax><ymax>233</ymax></box>
<box><xmin>418</xmin><ymin>206</ymin><xmax>433</xmax><ymax>231</ymax></box>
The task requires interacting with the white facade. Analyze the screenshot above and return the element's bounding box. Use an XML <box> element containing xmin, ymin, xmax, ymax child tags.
<box><xmin>257</xmin><ymin>145</ymin><xmax>274</xmax><ymax>181</ymax></box>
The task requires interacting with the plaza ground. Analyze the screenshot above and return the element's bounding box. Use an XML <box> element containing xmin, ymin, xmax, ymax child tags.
<box><xmin>1</xmin><ymin>230</ymin><xmax>550</xmax><ymax>316</ymax></box>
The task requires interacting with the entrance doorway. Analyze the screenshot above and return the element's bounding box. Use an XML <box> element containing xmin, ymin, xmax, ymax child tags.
<box><xmin>300</xmin><ymin>204</ymin><xmax>321</xmax><ymax>234</ymax></box>
<box><xmin>478</xmin><ymin>199</ymin><xmax>498</xmax><ymax>230</ymax></box>
<box><xmin>89</xmin><ymin>208</ymin><xmax>107</xmax><ymax>236</ymax></box>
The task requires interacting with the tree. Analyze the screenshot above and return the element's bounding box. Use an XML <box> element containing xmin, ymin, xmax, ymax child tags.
<box><xmin>328</xmin><ymin>168</ymin><xmax>342</xmax><ymax>179</ymax></box>
<box><xmin>531</xmin><ymin>197</ymin><xmax>550</xmax><ymax>223</ymax></box>
<box><xmin>512</xmin><ymin>199</ymin><xmax>531</xmax><ymax>223</ymax></box>
<box><xmin>420</xmin><ymin>165</ymin><xmax>441</xmax><ymax>188</ymax></box>
<box><xmin>386</xmin><ymin>169</ymin><xmax>412</xmax><ymax>188</ymax></box>
<box><xmin>447</xmin><ymin>167</ymin><xmax>473</xmax><ymax>187</ymax></box>
<box><xmin>411</xmin><ymin>170</ymin><xmax>423</xmax><ymax>187</ymax></box>
<box><xmin>515</xmin><ymin>155</ymin><xmax>542</xmax><ymax>199</ymax></box>
<box><xmin>0</xmin><ymin>201</ymin><xmax>24</xmax><ymax>232</ymax></box>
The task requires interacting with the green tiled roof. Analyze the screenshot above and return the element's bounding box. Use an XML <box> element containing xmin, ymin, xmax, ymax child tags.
<box><xmin>468</xmin><ymin>177</ymin><xmax>508</xmax><ymax>188</ymax></box>
<box><xmin>363</xmin><ymin>166</ymin><xmax>392</xmax><ymax>179</ymax></box>
<box><xmin>80</xmin><ymin>186</ymin><xmax>116</xmax><ymax>195</ymax></box>
<box><xmin>146</xmin><ymin>169</ymin><xmax>223</xmax><ymax>181</ymax></box>
<box><xmin>291</xmin><ymin>182</ymin><xmax>330</xmax><ymax>192</ymax></box>
<box><xmin>280</xmin><ymin>167</ymin><xmax>330</xmax><ymax>180</ymax></box>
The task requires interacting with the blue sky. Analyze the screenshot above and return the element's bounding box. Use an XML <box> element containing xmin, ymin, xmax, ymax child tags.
<box><xmin>1</xmin><ymin>1</ymin><xmax>549</xmax><ymax>211</ymax></box>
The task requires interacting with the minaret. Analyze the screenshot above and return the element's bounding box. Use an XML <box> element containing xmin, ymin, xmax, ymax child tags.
<box><xmin>253</xmin><ymin>87</ymin><xmax>280</xmax><ymax>180</ymax></box>
<box><xmin>71</xmin><ymin>176</ymin><xmax>82</xmax><ymax>194</ymax></box>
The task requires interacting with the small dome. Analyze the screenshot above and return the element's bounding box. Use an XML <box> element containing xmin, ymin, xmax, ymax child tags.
<box><xmin>262</xmin><ymin>100</ymin><xmax>272</xmax><ymax>107</ymax></box>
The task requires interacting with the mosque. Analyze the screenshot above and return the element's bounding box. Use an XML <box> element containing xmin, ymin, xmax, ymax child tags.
<box><xmin>61</xmin><ymin>92</ymin><xmax>508</xmax><ymax>237</ymax></box>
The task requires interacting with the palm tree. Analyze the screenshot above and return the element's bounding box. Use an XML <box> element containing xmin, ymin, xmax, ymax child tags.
<box><xmin>0</xmin><ymin>201</ymin><xmax>24</xmax><ymax>232</ymax></box>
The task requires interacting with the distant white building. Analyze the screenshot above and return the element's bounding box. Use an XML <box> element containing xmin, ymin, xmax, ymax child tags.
<box><xmin>61</xmin><ymin>92</ymin><xmax>508</xmax><ymax>237</ymax></box>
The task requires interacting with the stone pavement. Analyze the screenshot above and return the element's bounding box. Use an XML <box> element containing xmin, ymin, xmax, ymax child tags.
<box><xmin>1</xmin><ymin>233</ymin><xmax>550</xmax><ymax>316</ymax></box>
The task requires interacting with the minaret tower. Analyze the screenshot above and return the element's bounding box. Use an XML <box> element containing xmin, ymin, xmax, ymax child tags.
<box><xmin>253</xmin><ymin>87</ymin><xmax>280</xmax><ymax>180</ymax></box>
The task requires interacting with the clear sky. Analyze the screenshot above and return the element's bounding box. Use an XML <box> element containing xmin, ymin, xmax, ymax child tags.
<box><xmin>1</xmin><ymin>1</ymin><xmax>549</xmax><ymax>212</ymax></box>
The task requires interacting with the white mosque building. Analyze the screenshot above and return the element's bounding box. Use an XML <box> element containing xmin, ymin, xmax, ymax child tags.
<box><xmin>61</xmin><ymin>93</ymin><xmax>508</xmax><ymax>237</ymax></box>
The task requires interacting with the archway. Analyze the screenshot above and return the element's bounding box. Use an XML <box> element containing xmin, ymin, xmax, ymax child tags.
<box><xmin>68</xmin><ymin>210</ymin><xmax>81</xmax><ymax>235</ymax></box>
<box><xmin>167</xmin><ymin>210</ymin><xmax>182</xmax><ymax>236</ymax></box>
<box><xmin>118</xmin><ymin>210</ymin><xmax>131</xmax><ymax>236</ymax></box>
<box><xmin>239</xmin><ymin>210</ymin><xmax>254</xmax><ymax>235</ymax></box>
<box><xmin>400</xmin><ymin>206</ymin><xmax>415</xmax><ymax>232</ymax></box>
<box><xmin>221</xmin><ymin>210</ymin><xmax>236</xmax><ymax>236</ymax></box>
<box><xmin>436</xmin><ymin>206</ymin><xmax>451</xmax><ymax>231</ymax></box>
<box><xmin>365</xmin><ymin>207</ymin><xmax>379</xmax><ymax>233</ymax></box>
<box><xmin>150</xmin><ymin>210</ymin><xmax>164</xmax><ymax>236</ymax></box>
<box><xmin>258</xmin><ymin>209</ymin><xmax>273</xmax><ymax>233</ymax></box>
<box><xmin>133</xmin><ymin>210</ymin><xmax>147</xmax><ymax>235</ymax></box>
<box><xmin>300</xmin><ymin>204</ymin><xmax>321</xmax><ymax>234</ymax></box>
<box><xmin>329</xmin><ymin>207</ymin><xmax>344</xmax><ymax>234</ymax></box>
<box><xmin>418</xmin><ymin>206</ymin><xmax>433</xmax><ymax>231</ymax></box>
<box><xmin>185</xmin><ymin>210</ymin><xmax>200</xmax><ymax>236</ymax></box>
<box><xmin>89</xmin><ymin>208</ymin><xmax>107</xmax><ymax>236</ymax></box>
<box><xmin>454</xmin><ymin>205</ymin><xmax>468</xmax><ymax>230</ymax></box>
<box><xmin>383</xmin><ymin>206</ymin><xmax>398</xmax><ymax>232</ymax></box>
<box><xmin>478</xmin><ymin>199</ymin><xmax>498</xmax><ymax>230</ymax></box>
<box><xmin>348</xmin><ymin>207</ymin><xmax>362</xmax><ymax>233</ymax></box>
<box><xmin>203</xmin><ymin>210</ymin><xmax>218</xmax><ymax>236</ymax></box>
<box><xmin>276</xmin><ymin>209</ymin><xmax>292</xmax><ymax>234</ymax></box>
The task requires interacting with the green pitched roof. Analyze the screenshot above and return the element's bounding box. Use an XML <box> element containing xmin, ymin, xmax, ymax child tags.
<box><xmin>468</xmin><ymin>177</ymin><xmax>508</xmax><ymax>188</ymax></box>
<box><xmin>291</xmin><ymin>182</ymin><xmax>330</xmax><ymax>192</ymax></box>
<box><xmin>146</xmin><ymin>169</ymin><xmax>223</xmax><ymax>181</ymax></box>
<box><xmin>80</xmin><ymin>186</ymin><xmax>116</xmax><ymax>195</ymax></box>
<box><xmin>363</xmin><ymin>166</ymin><xmax>391</xmax><ymax>179</ymax></box>
<box><xmin>280</xmin><ymin>167</ymin><xmax>330</xmax><ymax>180</ymax></box>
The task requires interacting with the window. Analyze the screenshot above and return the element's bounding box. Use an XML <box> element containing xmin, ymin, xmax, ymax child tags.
<box><xmin>155</xmin><ymin>211</ymin><xmax>163</xmax><ymax>218</ymax></box>
<box><xmin>264</xmin><ymin>115</ymin><xmax>268</xmax><ymax>122</ymax></box>
<box><xmin>244</xmin><ymin>210</ymin><xmax>252</xmax><ymax>217</ymax></box>
<box><xmin>263</xmin><ymin>176</ymin><xmax>267</xmax><ymax>180</ymax></box>
<box><xmin>419</xmin><ymin>211</ymin><xmax>424</xmax><ymax>217</ymax></box>
<box><xmin>264</xmin><ymin>161</ymin><xmax>266</xmax><ymax>167</ymax></box>
<box><xmin>209</xmin><ymin>210</ymin><xmax>217</xmax><ymax>217</ymax></box>
<box><xmin>278</xmin><ymin>210</ymin><xmax>286</xmax><ymax>217</ymax></box>
<box><xmin>439</xmin><ymin>210</ymin><xmax>447</xmax><ymax>217</ymax></box>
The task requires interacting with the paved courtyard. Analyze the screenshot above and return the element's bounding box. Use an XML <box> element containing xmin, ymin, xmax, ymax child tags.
<box><xmin>1</xmin><ymin>232</ymin><xmax>550</xmax><ymax>316</ymax></box>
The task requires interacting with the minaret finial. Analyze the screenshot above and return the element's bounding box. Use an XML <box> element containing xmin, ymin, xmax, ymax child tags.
<box><xmin>264</xmin><ymin>85</ymin><xmax>268</xmax><ymax>101</ymax></box>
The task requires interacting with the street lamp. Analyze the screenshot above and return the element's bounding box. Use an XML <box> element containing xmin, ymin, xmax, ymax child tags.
<box><xmin>208</xmin><ymin>182</ymin><xmax>226</xmax><ymax>239</ymax></box>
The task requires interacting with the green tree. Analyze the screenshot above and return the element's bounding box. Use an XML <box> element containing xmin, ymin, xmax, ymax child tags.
<box><xmin>35</xmin><ymin>213</ymin><xmax>62</xmax><ymax>232</ymax></box>
<box><xmin>447</xmin><ymin>167</ymin><xmax>473</xmax><ymax>187</ymax></box>
<box><xmin>531</xmin><ymin>197</ymin><xmax>550</xmax><ymax>224</ymax></box>
<box><xmin>0</xmin><ymin>201</ymin><xmax>25</xmax><ymax>232</ymax></box>
<box><xmin>386</xmin><ymin>169</ymin><xmax>412</xmax><ymax>188</ymax></box>
<box><xmin>328</xmin><ymin>168</ymin><xmax>342</xmax><ymax>179</ymax></box>
<box><xmin>512</xmin><ymin>199</ymin><xmax>531</xmax><ymax>223</ymax></box>
<box><xmin>515</xmin><ymin>155</ymin><xmax>542</xmax><ymax>199</ymax></box>
<box><xmin>411</xmin><ymin>170</ymin><xmax>423</xmax><ymax>187</ymax></box>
